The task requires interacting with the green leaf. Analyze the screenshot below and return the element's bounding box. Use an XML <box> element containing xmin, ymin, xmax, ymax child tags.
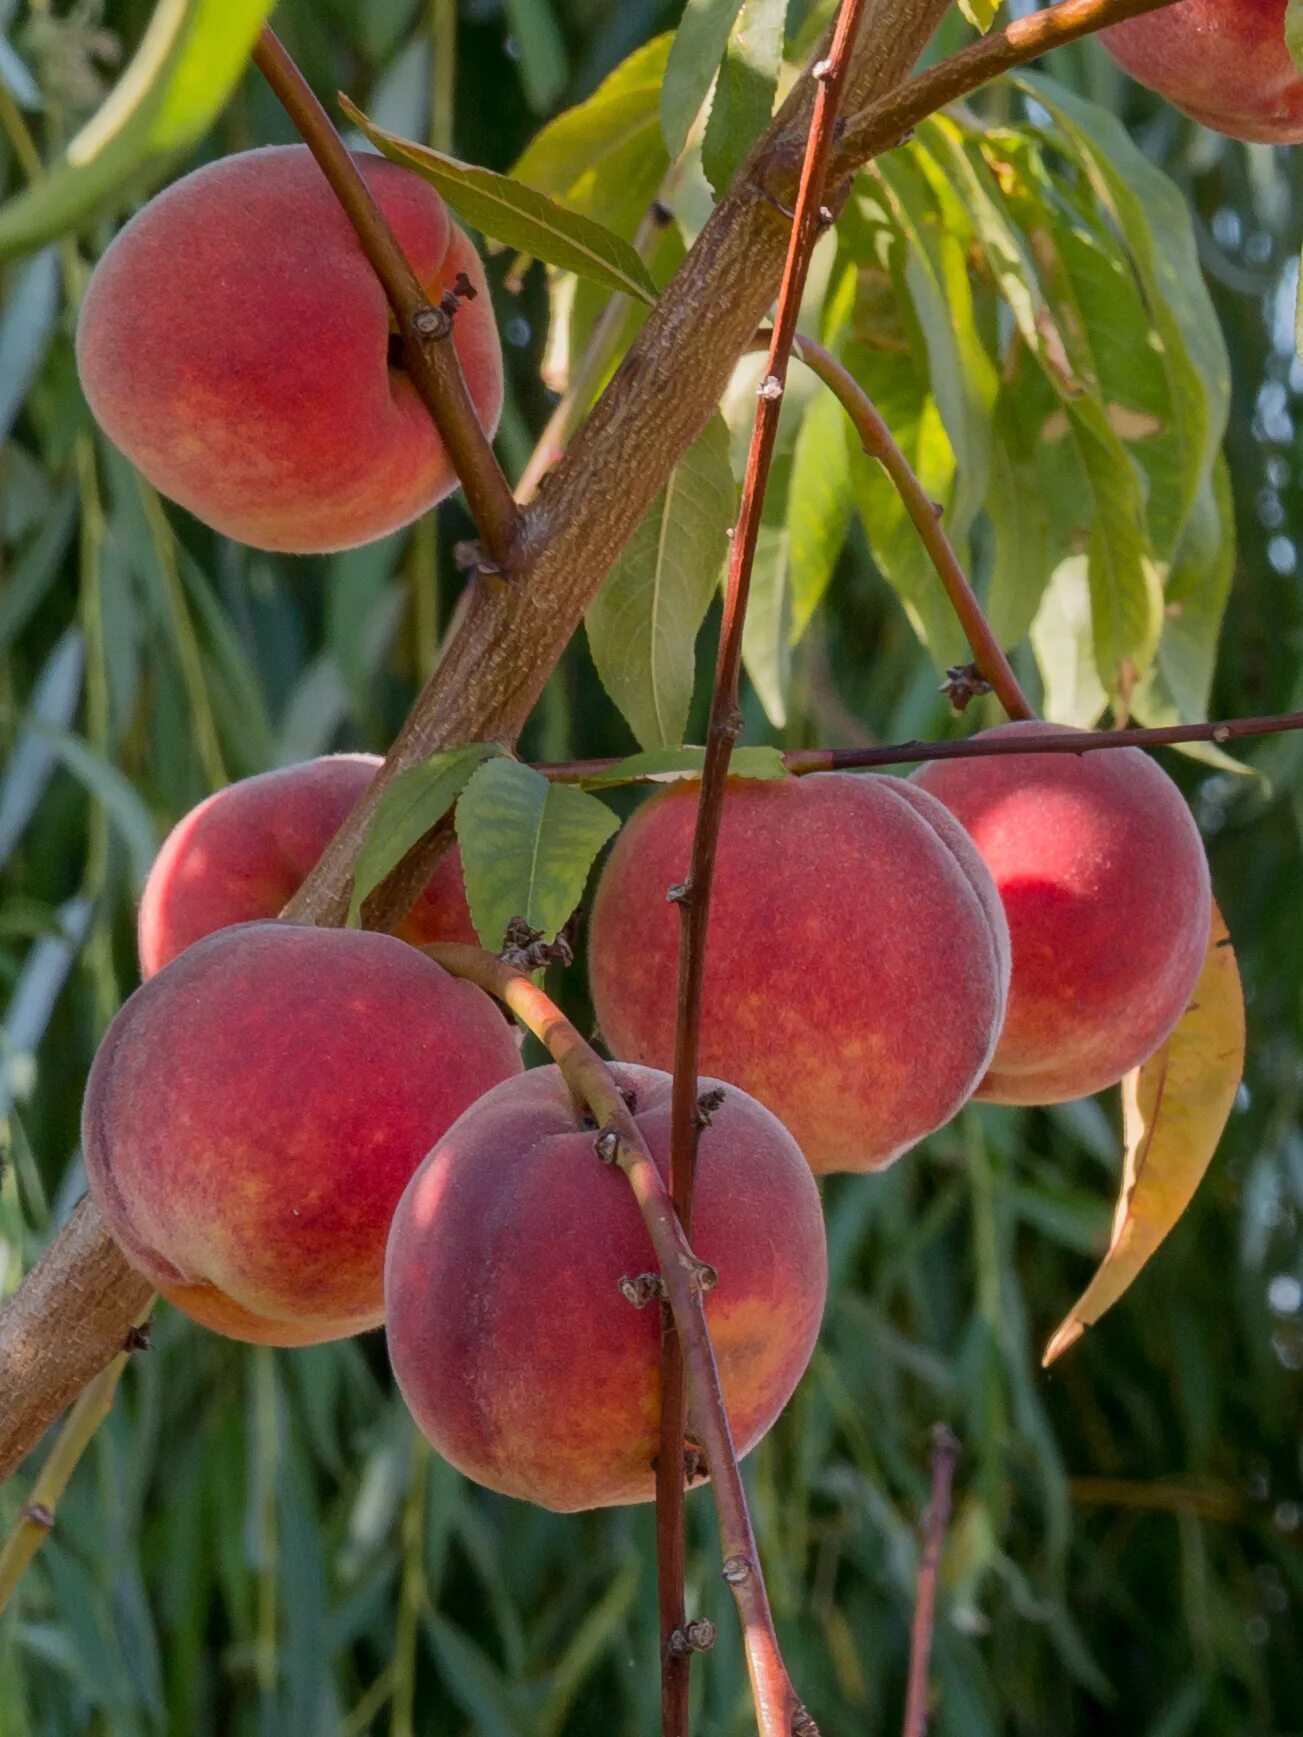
<box><xmin>661</xmin><ymin>0</ymin><xmax>747</xmax><ymax>159</ymax></box>
<box><xmin>502</xmin><ymin>0</ymin><xmax>568</xmax><ymax>112</ymax></box>
<box><xmin>701</xmin><ymin>0</ymin><xmax>784</xmax><ymax>199</ymax></box>
<box><xmin>454</xmin><ymin>758</ymin><xmax>619</xmax><ymax>949</ymax></box>
<box><xmin>340</xmin><ymin>97</ymin><xmax>658</xmax><ymax>302</ymax></box>
<box><xmin>511</xmin><ymin>35</ymin><xmax>670</xmax><ymax>211</ymax></box>
<box><xmin>585</xmin><ymin>414</ymin><xmax>736</xmax><ymax>750</ymax></box>
<box><xmin>741</xmin><ymin>450</ymin><xmax>794</xmax><ymax>727</ymax></box>
<box><xmin>1013</xmin><ymin>73</ymin><xmax>1230</xmax><ymax>551</ymax></box>
<box><xmin>788</xmin><ymin>385</ymin><xmax>854</xmax><ymax>644</ymax></box>
<box><xmin>0</xmin><ymin>248</ymin><xmax>58</xmax><ymax>441</ymax></box>
<box><xmin>345</xmin><ymin>744</ymin><xmax>504</xmax><ymax>927</ymax></box>
<box><xmin>1030</xmin><ymin>556</ymin><xmax>1109</xmax><ymax>729</ymax></box>
<box><xmin>0</xmin><ymin>0</ymin><xmax>275</xmax><ymax>259</ymax></box>
<box><xmin>1289</xmin><ymin>0</ymin><xmax>1303</xmax><ymax>76</ymax></box>
<box><xmin>580</xmin><ymin>744</ymin><xmax>789</xmax><ymax>787</ymax></box>
<box><xmin>958</xmin><ymin>0</ymin><xmax>1002</xmax><ymax>29</ymax></box>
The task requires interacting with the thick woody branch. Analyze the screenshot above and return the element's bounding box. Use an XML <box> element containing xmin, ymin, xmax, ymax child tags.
<box><xmin>251</xmin><ymin>28</ymin><xmax>519</xmax><ymax>565</ymax></box>
<box><xmin>422</xmin><ymin>944</ymin><xmax>810</xmax><ymax>1737</ymax></box>
<box><xmin>277</xmin><ymin>0</ymin><xmax>955</xmax><ymax>935</ymax></box>
<box><xmin>837</xmin><ymin>0</ymin><xmax>1180</xmax><ymax>169</ymax></box>
<box><xmin>0</xmin><ymin>0</ymin><xmax>956</xmax><ymax>1484</ymax></box>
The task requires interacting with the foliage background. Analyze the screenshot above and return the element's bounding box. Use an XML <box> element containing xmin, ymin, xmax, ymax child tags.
<box><xmin>1</xmin><ymin>1</ymin><xmax>1301</xmax><ymax>1733</ymax></box>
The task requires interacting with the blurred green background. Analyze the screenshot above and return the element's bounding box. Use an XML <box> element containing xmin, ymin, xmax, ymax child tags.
<box><xmin>1</xmin><ymin>1</ymin><xmax>1301</xmax><ymax>1733</ymax></box>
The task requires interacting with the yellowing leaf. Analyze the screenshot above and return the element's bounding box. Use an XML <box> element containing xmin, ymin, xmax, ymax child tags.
<box><xmin>1043</xmin><ymin>902</ymin><xmax>1245</xmax><ymax>1366</ymax></box>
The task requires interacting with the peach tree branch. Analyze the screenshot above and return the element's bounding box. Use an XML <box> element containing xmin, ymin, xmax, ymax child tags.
<box><xmin>0</xmin><ymin>0</ymin><xmax>953</xmax><ymax>1484</ymax></box>
<box><xmin>837</xmin><ymin>0</ymin><xmax>1180</xmax><ymax>169</ymax></box>
<box><xmin>902</xmin><ymin>1426</ymin><xmax>960</xmax><ymax>1737</ymax></box>
<box><xmin>422</xmin><ymin>943</ymin><xmax>815</xmax><ymax>1737</ymax></box>
<box><xmin>250</xmin><ymin>27</ymin><xmax>520</xmax><ymax>567</ymax></box>
<box><xmin>768</xmin><ymin>332</ymin><xmax>1035</xmax><ymax>721</ymax></box>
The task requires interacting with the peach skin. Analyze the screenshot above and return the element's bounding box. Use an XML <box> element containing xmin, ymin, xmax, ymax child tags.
<box><xmin>83</xmin><ymin>921</ymin><xmax>522</xmax><ymax>1345</ymax></box>
<box><xmin>76</xmin><ymin>145</ymin><xmax>503</xmax><ymax>552</ymax></box>
<box><xmin>138</xmin><ymin>755</ymin><xmax>475</xmax><ymax>977</ymax></box>
<box><xmin>586</xmin><ymin>774</ymin><xmax>1011</xmax><ymax>1175</ymax></box>
<box><xmin>913</xmin><ymin>721</ymin><xmax>1212</xmax><ymax>1104</ymax></box>
<box><xmin>385</xmin><ymin>1063</ymin><xmax>827</xmax><ymax>1510</ymax></box>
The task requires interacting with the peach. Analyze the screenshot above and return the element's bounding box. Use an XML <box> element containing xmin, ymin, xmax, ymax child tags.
<box><xmin>1100</xmin><ymin>1</ymin><xmax>1303</xmax><ymax>144</ymax></box>
<box><xmin>586</xmin><ymin>774</ymin><xmax>1011</xmax><ymax>1175</ymax></box>
<box><xmin>385</xmin><ymin>1063</ymin><xmax>827</xmax><ymax>1511</ymax></box>
<box><xmin>912</xmin><ymin>722</ymin><xmax>1212</xmax><ymax>1104</ymax></box>
<box><xmin>83</xmin><ymin>921</ymin><xmax>522</xmax><ymax>1345</ymax></box>
<box><xmin>138</xmin><ymin>755</ymin><xmax>475</xmax><ymax>977</ymax></box>
<box><xmin>75</xmin><ymin>145</ymin><xmax>503</xmax><ymax>553</ymax></box>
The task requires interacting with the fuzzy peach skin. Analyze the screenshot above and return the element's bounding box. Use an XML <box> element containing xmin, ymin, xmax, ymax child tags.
<box><xmin>385</xmin><ymin>1063</ymin><xmax>827</xmax><ymax>1511</ymax></box>
<box><xmin>83</xmin><ymin>922</ymin><xmax>522</xmax><ymax>1345</ymax></box>
<box><xmin>1101</xmin><ymin>0</ymin><xmax>1303</xmax><ymax>144</ymax></box>
<box><xmin>138</xmin><ymin>755</ymin><xmax>475</xmax><ymax>978</ymax></box>
<box><xmin>75</xmin><ymin>145</ymin><xmax>503</xmax><ymax>553</ymax></box>
<box><xmin>586</xmin><ymin>774</ymin><xmax>1011</xmax><ymax>1176</ymax></box>
<box><xmin>913</xmin><ymin>722</ymin><xmax>1212</xmax><ymax>1105</ymax></box>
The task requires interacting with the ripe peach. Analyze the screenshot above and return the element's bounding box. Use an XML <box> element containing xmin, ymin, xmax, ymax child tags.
<box><xmin>75</xmin><ymin>145</ymin><xmax>503</xmax><ymax>553</ymax></box>
<box><xmin>83</xmin><ymin>922</ymin><xmax>522</xmax><ymax>1345</ymax></box>
<box><xmin>912</xmin><ymin>722</ymin><xmax>1212</xmax><ymax>1104</ymax></box>
<box><xmin>586</xmin><ymin>774</ymin><xmax>1011</xmax><ymax>1175</ymax></box>
<box><xmin>138</xmin><ymin>755</ymin><xmax>475</xmax><ymax>977</ymax></box>
<box><xmin>385</xmin><ymin>1063</ymin><xmax>827</xmax><ymax>1510</ymax></box>
<box><xmin>1100</xmin><ymin>0</ymin><xmax>1303</xmax><ymax>144</ymax></box>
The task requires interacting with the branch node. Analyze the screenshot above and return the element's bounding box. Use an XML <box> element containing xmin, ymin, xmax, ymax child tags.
<box><xmin>619</xmin><ymin>1272</ymin><xmax>666</xmax><ymax>1309</ymax></box>
<box><xmin>1212</xmin><ymin>724</ymin><xmax>1231</xmax><ymax>744</ymax></box>
<box><xmin>721</xmin><ymin>1554</ymin><xmax>753</xmax><ymax>1586</ymax></box>
<box><xmin>757</xmin><ymin>373</ymin><xmax>784</xmax><ymax>402</ymax></box>
<box><xmin>793</xmin><ymin>1709</ymin><xmax>822</xmax><ymax>1737</ymax></box>
<box><xmin>593</xmin><ymin>1125</ymin><xmax>621</xmax><ymax>1166</ymax></box>
<box><xmin>411</xmin><ymin>302</ymin><xmax>452</xmax><ymax>341</ymax></box>
<box><xmin>666</xmin><ymin>880</ymin><xmax>692</xmax><ymax>906</ymax></box>
<box><xmin>812</xmin><ymin>57</ymin><xmax>834</xmax><ymax>81</ymax></box>
<box><xmin>940</xmin><ymin>663</ymin><xmax>994</xmax><ymax>714</ymax></box>
<box><xmin>122</xmin><ymin>1322</ymin><xmax>151</xmax><ymax>1353</ymax></box>
<box><xmin>499</xmin><ymin>918</ymin><xmax>573</xmax><ymax>971</ymax></box>
<box><xmin>453</xmin><ymin>539</ymin><xmax>509</xmax><ymax>583</ymax></box>
<box><xmin>694</xmin><ymin>1086</ymin><xmax>727</xmax><ymax>1128</ymax></box>
<box><xmin>22</xmin><ymin>1503</ymin><xmax>54</xmax><ymax>1531</ymax></box>
<box><xmin>667</xmin><ymin>1619</ymin><xmax>717</xmax><ymax>1658</ymax></box>
<box><xmin>681</xmin><ymin>1255</ymin><xmax>718</xmax><ymax>1294</ymax></box>
<box><xmin>684</xmin><ymin>1444</ymin><xmax>708</xmax><ymax>1484</ymax></box>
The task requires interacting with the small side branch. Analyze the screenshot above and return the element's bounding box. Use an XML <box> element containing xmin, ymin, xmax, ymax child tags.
<box><xmin>251</xmin><ymin>27</ymin><xmax>519</xmax><ymax>566</ymax></box>
<box><xmin>782</xmin><ymin>332</ymin><xmax>1034</xmax><ymax>721</ymax></box>
<box><xmin>422</xmin><ymin>944</ymin><xmax>810</xmax><ymax>1737</ymax></box>
<box><xmin>837</xmin><ymin>0</ymin><xmax>1179</xmax><ymax>170</ymax></box>
<box><xmin>902</xmin><ymin>1426</ymin><xmax>960</xmax><ymax>1737</ymax></box>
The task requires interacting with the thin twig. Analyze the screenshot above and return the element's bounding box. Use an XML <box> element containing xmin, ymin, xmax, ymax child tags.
<box><xmin>662</xmin><ymin>5</ymin><xmax>874</xmax><ymax>1733</ymax></box>
<box><xmin>422</xmin><ymin>945</ymin><xmax>808</xmax><ymax>1737</ymax></box>
<box><xmin>784</xmin><ymin>334</ymin><xmax>1034</xmax><ymax>721</ymax></box>
<box><xmin>902</xmin><ymin>1426</ymin><xmax>960</xmax><ymax>1737</ymax></box>
<box><xmin>0</xmin><ymin>1318</ymin><xmax>148</xmax><ymax>1611</ymax></box>
<box><xmin>837</xmin><ymin>0</ymin><xmax>1179</xmax><ymax>169</ymax></box>
<box><xmin>536</xmin><ymin>708</ymin><xmax>1303</xmax><ymax>784</ymax></box>
<box><xmin>250</xmin><ymin>27</ymin><xmax>519</xmax><ymax>566</ymax></box>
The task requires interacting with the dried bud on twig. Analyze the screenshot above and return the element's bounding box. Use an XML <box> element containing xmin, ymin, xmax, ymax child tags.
<box><xmin>940</xmin><ymin>663</ymin><xmax>995</xmax><ymax>713</ymax></box>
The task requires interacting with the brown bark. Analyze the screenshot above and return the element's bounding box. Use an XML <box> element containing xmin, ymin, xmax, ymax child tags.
<box><xmin>0</xmin><ymin>0</ymin><xmax>952</xmax><ymax>1486</ymax></box>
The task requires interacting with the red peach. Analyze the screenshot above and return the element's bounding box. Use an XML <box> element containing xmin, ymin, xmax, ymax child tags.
<box><xmin>138</xmin><ymin>755</ymin><xmax>475</xmax><ymax>977</ymax></box>
<box><xmin>1101</xmin><ymin>0</ymin><xmax>1303</xmax><ymax>144</ymax></box>
<box><xmin>913</xmin><ymin>722</ymin><xmax>1212</xmax><ymax>1104</ymax></box>
<box><xmin>75</xmin><ymin>146</ymin><xmax>503</xmax><ymax>553</ymax></box>
<box><xmin>83</xmin><ymin>921</ymin><xmax>522</xmax><ymax>1345</ymax></box>
<box><xmin>586</xmin><ymin>774</ymin><xmax>1011</xmax><ymax>1175</ymax></box>
<box><xmin>385</xmin><ymin>1063</ymin><xmax>827</xmax><ymax>1510</ymax></box>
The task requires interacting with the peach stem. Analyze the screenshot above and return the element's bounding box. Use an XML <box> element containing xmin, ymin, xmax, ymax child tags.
<box><xmin>422</xmin><ymin>944</ymin><xmax>815</xmax><ymax>1737</ymax></box>
<box><xmin>250</xmin><ymin>27</ymin><xmax>520</xmax><ymax>569</ymax></box>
